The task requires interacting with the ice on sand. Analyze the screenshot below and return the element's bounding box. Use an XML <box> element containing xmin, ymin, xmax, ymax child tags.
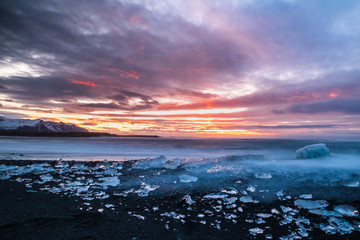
<box><xmin>98</xmin><ymin>176</ymin><xmax>120</xmax><ymax>187</ymax></box>
<box><xmin>255</xmin><ymin>172</ymin><xmax>272</xmax><ymax>179</ymax></box>
<box><xmin>181</xmin><ymin>194</ymin><xmax>195</xmax><ymax>205</ymax></box>
<box><xmin>319</xmin><ymin>217</ymin><xmax>355</xmax><ymax>235</ymax></box>
<box><xmin>179</xmin><ymin>174</ymin><xmax>198</xmax><ymax>183</ymax></box>
<box><xmin>249</xmin><ymin>227</ymin><xmax>264</xmax><ymax>235</ymax></box>
<box><xmin>247</xmin><ymin>186</ymin><xmax>256</xmax><ymax>192</ymax></box>
<box><xmin>135</xmin><ymin>183</ymin><xmax>160</xmax><ymax>197</ymax></box>
<box><xmin>240</xmin><ymin>196</ymin><xmax>253</xmax><ymax>203</ymax></box>
<box><xmin>299</xmin><ymin>194</ymin><xmax>312</xmax><ymax>199</ymax></box>
<box><xmin>221</xmin><ymin>187</ymin><xmax>238</xmax><ymax>195</ymax></box>
<box><xmin>294</xmin><ymin>199</ymin><xmax>329</xmax><ymax>209</ymax></box>
<box><xmin>334</xmin><ymin>205</ymin><xmax>359</xmax><ymax>217</ymax></box>
<box><xmin>309</xmin><ymin>209</ymin><xmax>342</xmax><ymax>217</ymax></box>
<box><xmin>341</xmin><ymin>181</ymin><xmax>359</xmax><ymax>187</ymax></box>
<box><xmin>295</xmin><ymin>143</ymin><xmax>330</xmax><ymax>159</ymax></box>
<box><xmin>203</xmin><ymin>192</ymin><xmax>228</xmax><ymax>199</ymax></box>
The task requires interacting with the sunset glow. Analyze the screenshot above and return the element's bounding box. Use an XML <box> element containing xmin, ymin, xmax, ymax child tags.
<box><xmin>0</xmin><ymin>0</ymin><xmax>359</xmax><ymax>138</ymax></box>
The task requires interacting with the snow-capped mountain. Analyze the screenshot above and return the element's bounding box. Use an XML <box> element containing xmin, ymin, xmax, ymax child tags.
<box><xmin>0</xmin><ymin>116</ymin><xmax>88</xmax><ymax>133</ymax></box>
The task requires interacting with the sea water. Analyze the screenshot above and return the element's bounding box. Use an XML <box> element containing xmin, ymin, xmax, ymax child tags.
<box><xmin>1</xmin><ymin>136</ymin><xmax>360</xmax><ymax>201</ymax></box>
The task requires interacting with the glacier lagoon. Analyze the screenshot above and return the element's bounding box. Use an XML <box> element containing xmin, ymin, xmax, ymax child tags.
<box><xmin>1</xmin><ymin>136</ymin><xmax>360</xmax><ymax>239</ymax></box>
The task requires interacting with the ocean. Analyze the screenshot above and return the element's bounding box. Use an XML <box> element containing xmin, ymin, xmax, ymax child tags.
<box><xmin>1</xmin><ymin>136</ymin><xmax>360</xmax><ymax>238</ymax></box>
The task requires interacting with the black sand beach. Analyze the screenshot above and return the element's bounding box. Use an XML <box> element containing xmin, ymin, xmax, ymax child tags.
<box><xmin>1</xmin><ymin>160</ymin><xmax>360</xmax><ymax>240</ymax></box>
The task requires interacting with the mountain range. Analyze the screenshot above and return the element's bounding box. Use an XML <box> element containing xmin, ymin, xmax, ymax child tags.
<box><xmin>0</xmin><ymin>116</ymin><xmax>88</xmax><ymax>133</ymax></box>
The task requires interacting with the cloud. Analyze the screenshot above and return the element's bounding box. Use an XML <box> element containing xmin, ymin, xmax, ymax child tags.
<box><xmin>0</xmin><ymin>0</ymin><xmax>359</xmax><ymax>136</ymax></box>
<box><xmin>275</xmin><ymin>98</ymin><xmax>360</xmax><ymax>114</ymax></box>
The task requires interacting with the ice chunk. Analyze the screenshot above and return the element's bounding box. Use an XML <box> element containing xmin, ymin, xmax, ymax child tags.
<box><xmin>203</xmin><ymin>192</ymin><xmax>228</xmax><ymax>199</ymax></box>
<box><xmin>221</xmin><ymin>187</ymin><xmax>238</xmax><ymax>195</ymax></box>
<box><xmin>341</xmin><ymin>181</ymin><xmax>359</xmax><ymax>187</ymax></box>
<box><xmin>320</xmin><ymin>217</ymin><xmax>355</xmax><ymax>235</ymax></box>
<box><xmin>224</xmin><ymin>213</ymin><xmax>237</xmax><ymax>220</ymax></box>
<box><xmin>295</xmin><ymin>143</ymin><xmax>330</xmax><ymax>159</ymax></box>
<box><xmin>265</xmin><ymin>234</ymin><xmax>273</xmax><ymax>239</ymax></box>
<box><xmin>276</xmin><ymin>189</ymin><xmax>285</xmax><ymax>197</ymax></box>
<box><xmin>280</xmin><ymin>206</ymin><xmax>292</xmax><ymax>213</ymax></box>
<box><xmin>40</xmin><ymin>174</ymin><xmax>53</xmax><ymax>182</ymax></box>
<box><xmin>334</xmin><ymin>205</ymin><xmax>359</xmax><ymax>217</ymax></box>
<box><xmin>256</xmin><ymin>218</ymin><xmax>266</xmax><ymax>224</ymax></box>
<box><xmin>247</xmin><ymin>186</ymin><xmax>255</xmax><ymax>192</ymax></box>
<box><xmin>105</xmin><ymin>204</ymin><xmax>115</xmax><ymax>208</ymax></box>
<box><xmin>294</xmin><ymin>199</ymin><xmax>329</xmax><ymax>209</ymax></box>
<box><xmin>133</xmin><ymin>155</ymin><xmax>168</xmax><ymax>169</ymax></box>
<box><xmin>161</xmin><ymin>212</ymin><xmax>185</xmax><ymax>220</ymax></box>
<box><xmin>132</xmin><ymin>214</ymin><xmax>145</xmax><ymax>220</ymax></box>
<box><xmin>98</xmin><ymin>176</ymin><xmax>120</xmax><ymax>187</ymax></box>
<box><xmin>164</xmin><ymin>158</ymin><xmax>185</xmax><ymax>169</ymax></box>
<box><xmin>240</xmin><ymin>196</ymin><xmax>253</xmax><ymax>203</ymax></box>
<box><xmin>309</xmin><ymin>209</ymin><xmax>342</xmax><ymax>217</ymax></box>
<box><xmin>98</xmin><ymin>208</ymin><xmax>104</xmax><ymax>213</ymax></box>
<box><xmin>179</xmin><ymin>174</ymin><xmax>198</xmax><ymax>183</ymax></box>
<box><xmin>249</xmin><ymin>227</ymin><xmax>264</xmax><ymax>235</ymax></box>
<box><xmin>181</xmin><ymin>194</ymin><xmax>195</xmax><ymax>205</ymax></box>
<box><xmin>135</xmin><ymin>183</ymin><xmax>160</xmax><ymax>197</ymax></box>
<box><xmin>255</xmin><ymin>173</ymin><xmax>272</xmax><ymax>179</ymax></box>
<box><xmin>257</xmin><ymin>213</ymin><xmax>273</xmax><ymax>218</ymax></box>
<box><xmin>271</xmin><ymin>208</ymin><xmax>280</xmax><ymax>215</ymax></box>
<box><xmin>299</xmin><ymin>194</ymin><xmax>312</xmax><ymax>199</ymax></box>
<box><xmin>279</xmin><ymin>232</ymin><xmax>301</xmax><ymax>240</ymax></box>
<box><xmin>224</xmin><ymin>197</ymin><xmax>237</xmax><ymax>204</ymax></box>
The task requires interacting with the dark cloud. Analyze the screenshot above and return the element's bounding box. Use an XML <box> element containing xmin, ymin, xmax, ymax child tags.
<box><xmin>170</xmin><ymin>88</ymin><xmax>218</xmax><ymax>99</ymax></box>
<box><xmin>107</xmin><ymin>89</ymin><xmax>158</xmax><ymax>110</ymax></box>
<box><xmin>0</xmin><ymin>76</ymin><xmax>96</xmax><ymax>102</ymax></box>
<box><xmin>248</xmin><ymin>124</ymin><xmax>339</xmax><ymax>129</ymax></box>
<box><xmin>276</xmin><ymin>98</ymin><xmax>360</xmax><ymax>115</ymax></box>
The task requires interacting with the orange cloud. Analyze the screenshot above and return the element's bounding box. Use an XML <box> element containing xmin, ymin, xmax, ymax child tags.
<box><xmin>72</xmin><ymin>80</ymin><xmax>96</xmax><ymax>87</ymax></box>
<box><xmin>329</xmin><ymin>93</ymin><xmax>338</xmax><ymax>98</ymax></box>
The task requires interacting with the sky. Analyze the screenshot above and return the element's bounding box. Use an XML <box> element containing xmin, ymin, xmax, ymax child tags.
<box><xmin>0</xmin><ymin>0</ymin><xmax>360</xmax><ymax>138</ymax></box>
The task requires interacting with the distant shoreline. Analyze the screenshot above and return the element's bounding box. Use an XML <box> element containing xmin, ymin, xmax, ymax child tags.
<box><xmin>0</xmin><ymin>131</ymin><xmax>159</xmax><ymax>138</ymax></box>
